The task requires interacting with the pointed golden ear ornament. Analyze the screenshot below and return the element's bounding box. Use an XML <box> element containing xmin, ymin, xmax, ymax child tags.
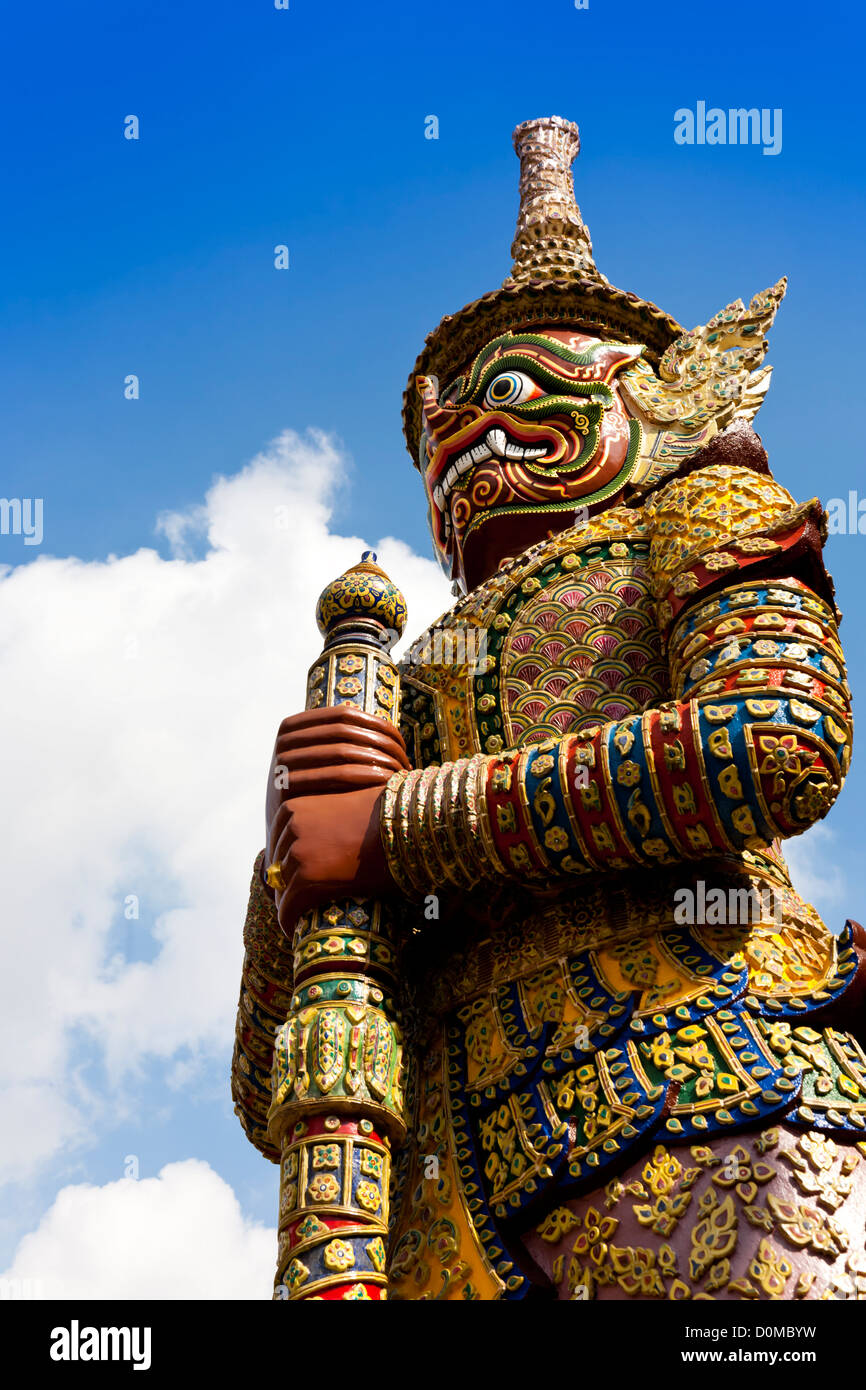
<box><xmin>625</xmin><ymin>277</ymin><xmax>788</xmax><ymax>491</ymax></box>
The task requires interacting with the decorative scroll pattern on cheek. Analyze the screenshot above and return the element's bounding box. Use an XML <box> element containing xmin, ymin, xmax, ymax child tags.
<box><xmin>418</xmin><ymin>331</ymin><xmax>646</xmax><ymax>574</ymax></box>
<box><xmin>501</xmin><ymin>555</ymin><xmax>668</xmax><ymax>745</ymax></box>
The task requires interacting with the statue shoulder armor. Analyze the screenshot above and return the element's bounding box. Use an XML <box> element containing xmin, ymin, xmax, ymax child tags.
<box><xmin>633</xmin><ymin>424</ymin><xmax>833</xmax><ymax>613</ymax></box>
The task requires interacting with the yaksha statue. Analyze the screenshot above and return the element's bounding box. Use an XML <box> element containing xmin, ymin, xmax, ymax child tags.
<box><xmin>233</xmin><ymin>116</ymin><xmax>866</xmax><ymax>1302</ymax></box>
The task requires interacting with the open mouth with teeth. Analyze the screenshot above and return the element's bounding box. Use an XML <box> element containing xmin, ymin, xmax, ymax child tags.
<box><xmin>416</xmin><ymin>329</ymin><xmax>645</xmax><ymax>584</ymax></box>
<box><xmin>431</xmin><ymin>427</ymin><xmax>551</xmax><ymax>511</ymax></box>
<box><xmin>424</xmin><ymin>409</ymin><xmax>591</xmax><ymax>557</ymax></box>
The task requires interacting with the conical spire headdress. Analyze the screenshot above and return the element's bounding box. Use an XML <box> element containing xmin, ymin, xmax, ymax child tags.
<box><xmin>403</xmin><ymin>116</ymin><xmax>682</xmax><ymax>464</ymax></box>
<box><xmin>507</xmin><ymin>116</ymin><xmax>602</xmax><ymax>286</ymax></box>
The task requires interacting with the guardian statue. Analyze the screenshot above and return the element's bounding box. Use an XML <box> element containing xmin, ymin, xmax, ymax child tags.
<box><xmin>233</xmin><ymin>117</ymin><xmax>865</xmax><ymax>1302</ymax></box>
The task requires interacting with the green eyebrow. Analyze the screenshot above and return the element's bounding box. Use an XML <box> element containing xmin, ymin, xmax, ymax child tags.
<box><xmin>466</xmin><ymin>351</ymin><xmax>614</xmax><ymax>410</ymax></box>
<box><xmin>456</xmin><ymin>332</ymin><xmax>610</xmax><ymax>399</ymax></box>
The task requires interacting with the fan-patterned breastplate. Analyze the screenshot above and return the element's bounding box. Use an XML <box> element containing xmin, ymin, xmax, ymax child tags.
<box><xmin>399</xmin><ymin>519</ymin><xmax>668</xmax><ymax>764</ymax></box>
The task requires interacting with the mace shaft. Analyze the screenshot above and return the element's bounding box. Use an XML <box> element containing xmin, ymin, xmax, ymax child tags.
<box><xmin>267</xmin><ymin>553</ymin><xmax>407</xmax><ymax>1302</ymax></box>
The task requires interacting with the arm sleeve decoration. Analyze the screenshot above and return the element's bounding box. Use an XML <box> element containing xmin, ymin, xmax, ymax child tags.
<box><xmin>380</xmin><ymin>465</ymin><xmax>852</xmax><ymax>894</ymax></box>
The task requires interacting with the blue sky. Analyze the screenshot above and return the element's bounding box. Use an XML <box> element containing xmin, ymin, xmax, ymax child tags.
<box><xmin>1</xmin><ymin>0</ymin><xmax>865</xmax><ymax>1294</ymax></box>
<box><xmin>4</xmin><ymin>0</ymin><xmax>865</xmax><ymax>565</ymax></box>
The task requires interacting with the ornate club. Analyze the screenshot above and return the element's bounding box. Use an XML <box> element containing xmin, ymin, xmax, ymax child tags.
<box><xmin>267</xmin><ymin>553</ymin><xmax>408</xmax><ymax>1301</ymax></box>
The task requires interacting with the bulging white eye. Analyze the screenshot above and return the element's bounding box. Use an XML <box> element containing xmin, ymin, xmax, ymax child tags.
<box><xmin>482</xmin><ymin>370</ymin><xmax>543</xmax><ymax>409</ymax></box>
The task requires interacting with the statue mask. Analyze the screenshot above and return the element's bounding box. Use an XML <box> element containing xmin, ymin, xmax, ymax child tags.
<box><xmin>417</xmin><ymin>326</ymin><xmax>643</xmax><ymax>581</ymax></box>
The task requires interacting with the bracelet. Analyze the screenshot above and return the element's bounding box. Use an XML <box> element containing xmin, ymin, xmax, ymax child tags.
<box><xmin>380</xmin><ymin>772</ymin><xmax>426</xmax><ymax>900</ymax></box>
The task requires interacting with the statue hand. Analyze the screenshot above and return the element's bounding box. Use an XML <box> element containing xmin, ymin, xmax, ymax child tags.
<box><xmin>266</xmin><ymin>705</ymin><xmax>411</xmax><ymax>830</ymax></box>
<box><xmin>264</xmin><ymin>705</ymin><xmax>410</xmax><ymax>926</ymax></box>
<box><xmin>269</xmin><ymin>784</ymin><xmax>395</xmax><ymax>933</ymax></box>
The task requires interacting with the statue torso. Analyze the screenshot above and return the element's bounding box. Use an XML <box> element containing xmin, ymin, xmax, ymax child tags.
<box><xmin>387</xmin><ymin>510</ymin><xmax>865</xmax><ymax>1302</ymax></box>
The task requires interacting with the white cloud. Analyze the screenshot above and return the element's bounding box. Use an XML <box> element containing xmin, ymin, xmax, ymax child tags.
<box><xmin>0</xmin><ymin>429</ymin><xmax>450</xmax><ymax>1183</ymax></box>
<box><xmin>1</xmin><ymin>1160</ymin><xmax>274</xmax><ymax>1299</ymax></box>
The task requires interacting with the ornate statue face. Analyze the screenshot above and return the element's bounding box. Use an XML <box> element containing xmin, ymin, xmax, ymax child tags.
<box><xmin>417</xmin><ymin>326</ymin><xmax>643</xmax><ymax>591</ymax></box>
<box><xmin>407</xmin><ymin>117</ymin><xmax>784</xmax><ymax>593</ymax></box>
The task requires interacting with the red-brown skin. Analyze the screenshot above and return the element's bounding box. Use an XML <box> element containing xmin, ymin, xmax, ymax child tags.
<box><xmin>458</xmin><ymin>506</ymin><xmax>590</xmax><ymax>594</ymax></box>
<box><xmin>266</xmin><ymin>705</ymin><xmax>410</xmax><ymax>935</ymax></box>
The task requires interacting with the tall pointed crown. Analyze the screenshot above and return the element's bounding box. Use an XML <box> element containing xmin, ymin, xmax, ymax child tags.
<box><xmin>508</xmin><ymin>117</ymin><xmax>603</xmax><ymax>285</ymax></box>
<box><xmin>403</xmin><ymin>115</ymin><xmax>682</xmax><ymax>462</ymax></box>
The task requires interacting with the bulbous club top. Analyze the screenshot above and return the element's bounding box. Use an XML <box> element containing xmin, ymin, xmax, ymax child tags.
<box><xmin>315</xmin><ymin>552</ymin><xmax>408</xmax><ymax>641</ymax></box>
